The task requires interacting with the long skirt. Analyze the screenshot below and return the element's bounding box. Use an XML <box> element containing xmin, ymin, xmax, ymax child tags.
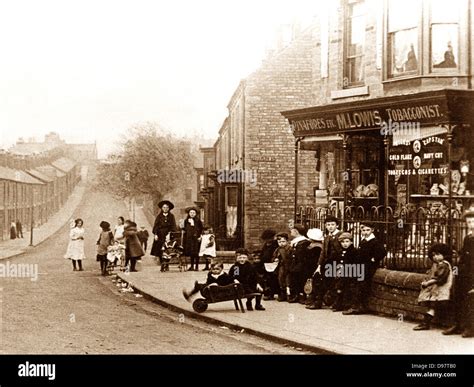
<box><xmin>64</xmin><ymin>239</ymin><xmax>86</xmax><ymax>261</ymax></box>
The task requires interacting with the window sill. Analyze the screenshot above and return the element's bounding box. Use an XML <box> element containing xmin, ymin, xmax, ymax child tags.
<box><xmin>330</xmin><ymin>86</ymin><xmax>370</xmax><ymax>100</ymax></box>
<box><xmin>382</xmin><ymin>74</ymin><xmax>468</xmax><ymax>84</ymax></box>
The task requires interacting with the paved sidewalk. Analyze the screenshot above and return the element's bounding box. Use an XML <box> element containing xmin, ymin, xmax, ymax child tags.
<box><xmin>118</xmin><ymin>206</ymin><xmax>474</xmax><ymax>355</ymax></box>
<box><xmin>0</xmin><ymin>179</ymin><xmax>88</xmax><ymax>260</ymax></box>
<box><xmin>117</xmin><ymin>267</ymin><xmax>473</xmax><ymax>355</ymax></box>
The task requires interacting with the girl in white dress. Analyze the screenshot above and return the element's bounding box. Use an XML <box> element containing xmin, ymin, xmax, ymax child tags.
<box><xmin>199</xmin><ymin>226</ymin><xmax>217</xmax><ymax>270</ymax></box>
<box><xmin>64</xmin><ymin>218</ymin><xmax>86</xmax><ymax>271</ymax></box>
<box><xmin>113</xmin><ymin>216</ymin><xmax>126</xmax><ymax>270</ymax></box>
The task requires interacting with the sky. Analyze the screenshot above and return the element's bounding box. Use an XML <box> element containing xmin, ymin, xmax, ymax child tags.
<box><xmin>0</xmin><ymin>0</ymin><xmax>319</xmax><ymax>158</ymax></box>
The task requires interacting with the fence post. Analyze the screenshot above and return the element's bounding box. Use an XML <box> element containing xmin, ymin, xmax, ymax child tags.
<box><xmin>383</xmin><ymin>135</ymin><xmax>390</xmax><ymax>247</ymax></box>
<box><xmin>342</xmin><ymin>134</ymin><xmax>348</xmax><ymax>230</ymax></box>
<box><xmin>447</xmin><ymin>126</ymin><xmax>454</xmax><ymax>252</ymax></box>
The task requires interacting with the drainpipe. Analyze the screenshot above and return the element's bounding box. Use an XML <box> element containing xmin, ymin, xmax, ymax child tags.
<box><xmin>294</xmin><ymin>138</ymin><xmax>302</xmax><ymax>220</ymax></box>
<box><xmin>241</xmin><ymin>83</ymin><xmax>246</xmax><ymax>248</ymax></box>
<box><xmin>468</xmin><ymin>0</ymin><xmax>472</xmax><ymax>89</ymax></box>
<box><xmin>342</xmin><ymin>134</ymin><xmax>348</xmax><ymax>228</ymax></box>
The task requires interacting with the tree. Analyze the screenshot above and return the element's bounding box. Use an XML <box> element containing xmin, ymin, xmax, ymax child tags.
<box><xmin>95</xmin><ymin>122</ymin><xmax>194</xmax><ymax>210</ymax></box>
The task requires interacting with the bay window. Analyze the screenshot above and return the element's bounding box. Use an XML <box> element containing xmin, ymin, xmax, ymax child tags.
<box><xmin>387</xmin><ymin>0</ymin><xmax>421</xmax><ymax>78</ymax></box>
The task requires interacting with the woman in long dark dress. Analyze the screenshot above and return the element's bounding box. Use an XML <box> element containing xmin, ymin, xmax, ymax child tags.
<box><xmin>150</xmin><ymin>200</ymin><xmax>177</xmax><ymax>266</ymax></box>
<box><xmin>182</xmin><ymin>207</ymin><xmax>203</xmax><ymax>271</ymax></box>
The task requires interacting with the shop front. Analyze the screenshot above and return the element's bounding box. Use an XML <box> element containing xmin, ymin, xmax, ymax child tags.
<box><xmin>282</xmin><ymin>89</ymin><xmax>474</xmax><ymax>271</ymax></box>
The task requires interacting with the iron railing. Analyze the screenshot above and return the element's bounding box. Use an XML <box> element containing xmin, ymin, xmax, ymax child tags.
<box><xmin>296</xmin><ymin>205</ymin><xmax>467</xmax><ymax>272</ymax></box>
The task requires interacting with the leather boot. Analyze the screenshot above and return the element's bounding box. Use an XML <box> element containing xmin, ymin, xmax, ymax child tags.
<box><xmin>413</xmin><ymin>313</ymin><xmax>433</xmax><ymax>331</ymax></box>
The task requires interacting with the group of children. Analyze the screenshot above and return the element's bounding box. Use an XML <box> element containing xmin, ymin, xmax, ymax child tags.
<box><xmin>95</xmin><ymin>217</ymin><xmax>218</xmax><ymax>274</ymax></box>
<box><xmin>181</xmin><ymin>211</ymin><xmax>474</xmax><ymax>337</ymax></box>
<box><xmin>260</xmin><ymin>216</ymin><xmax>386</xmax><ymax>316</ymax></box>
<box><xmin>159</xmin><ymin>224</ymin><xmax>217</xmax><ymax>272</ymax></box>
<box><xmin>96</xmin><ymin>218</ymin><xmax>148</xmax><ymax>275</ymax></box>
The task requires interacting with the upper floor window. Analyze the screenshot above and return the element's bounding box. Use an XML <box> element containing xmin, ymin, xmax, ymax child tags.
<box><xmin>430</xmin><ymin>0</ymin><xmax>460</xmax><ymax>71</ymax></box>
<box><xmin>344</xmin><ymin>0</ymin><xmax>366</xmax><ymax>87</ymax></box>
<box><xmin>387</xmin><ymin>0</ymin><xmax>420</xmax><ymax>78</ymax></box>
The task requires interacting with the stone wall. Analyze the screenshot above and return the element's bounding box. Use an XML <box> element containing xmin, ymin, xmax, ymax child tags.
<box><xmin>369</xmin><ymin>268</ymin><xmax>454</xmax><ymax>325</ymax></box>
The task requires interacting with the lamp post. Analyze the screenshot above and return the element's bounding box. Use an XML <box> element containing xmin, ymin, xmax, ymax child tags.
<box><xmin>29</xmin><ymin>185</ymin><xmax>34</xmax><ymax>246</ymax></box>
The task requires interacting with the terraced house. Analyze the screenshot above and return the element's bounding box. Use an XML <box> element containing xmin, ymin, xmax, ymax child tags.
<box><xmin>198</xmin><ymin>0</ymin><xmax>473</xmax><ymax>321</ymax></box>
<box><xmin>0</xmin><ymin>132</ymin><xmax>96</xmax><ymax>240</ymax></box>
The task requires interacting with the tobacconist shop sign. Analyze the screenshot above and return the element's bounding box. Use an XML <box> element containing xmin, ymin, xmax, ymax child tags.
<box><xmin>388</xmin><ymin>136</ymin><xmax>447</xmax><ymax>176</ymax></box>
<box><xmin>290</xmin><ymin>99</ymin><xmax>448</xmax><ymax>136</ymax></box>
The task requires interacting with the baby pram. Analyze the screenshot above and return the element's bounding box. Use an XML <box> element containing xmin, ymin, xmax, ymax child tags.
<box><xmin>160</xmin><ymin>232</ymin><xmax>185</xmax><ymax>272</ymax></box>
<box><xmin>106</xmin><ymin>242</ymin><xmax>125</xmax><ymax>274</ymax></box>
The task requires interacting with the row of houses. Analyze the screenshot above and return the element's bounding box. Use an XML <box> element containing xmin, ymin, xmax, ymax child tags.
<box><xmin>0</xmin><ymin>132</ymin><xmax>97</xmax><ymax>241</ymax></box>
<box><xmin>195</xmin><ymin>0</ymin><xmax>474</xmax><ymax>267</ymax></box>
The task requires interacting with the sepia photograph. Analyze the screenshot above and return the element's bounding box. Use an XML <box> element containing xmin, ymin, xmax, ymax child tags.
<box><xmin>0</xmin><ymin>0</ymin><xmax>472</xmax><ymax>384</ymax></box>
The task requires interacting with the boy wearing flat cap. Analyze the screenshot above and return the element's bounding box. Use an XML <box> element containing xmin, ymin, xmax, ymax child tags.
<box><xmin>332</xmin><ymin>232</ymin><xmax>357</xmax><ymax>312</ymax></box>
<box><xmin>307</xmin><ymin>216</ymin><xmax>342</xmax><ymax>309</ymax></box>
<box><xmin>343</xmin><ymin>221</ymin><xmax>385</xmax><ymax>315</ymax></box>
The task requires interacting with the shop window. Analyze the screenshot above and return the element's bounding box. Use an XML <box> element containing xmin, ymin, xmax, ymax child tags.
<box><xmin>347</xmin><ymin>135</ymin><xmax>382</xmax><ymax>201</ymax></box>
<box><xmin>388</xmin><ymin>126</ymin><xmax>473</xmax><ymax>212</ymax></box>
<box><xmin>430</xmin><ymin>0</ymin><xmax>460</xmax><ymax>71</ymax></box>
<box><xmin>387</xmin><ymin>0</ymin><xmax>420</xmax><ymax>78</ymax></box>
<box><xmin>344</xmin><ymin>0</ymin><xmax>366</xmax><ymax>87</ymax></box>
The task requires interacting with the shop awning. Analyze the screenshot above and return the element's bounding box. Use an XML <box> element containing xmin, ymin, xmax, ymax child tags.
<box><xmin>392</xmin><ymin>126</ymin><xmax>448</xmax><ymax>146</ymax></box>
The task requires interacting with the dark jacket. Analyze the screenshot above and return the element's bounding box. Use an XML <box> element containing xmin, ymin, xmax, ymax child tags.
<box><xmin>182</xmin><ymin>217</ymin><xmax>203</xmax><ymax>256</ymax></box>
<box><xmin>289</xmin><ymin>238</ymin><xmax>311</xmax><ymax>273</ymax></box>
<box><xmin>337</xmin><ymin>244</ymin><xmax>358</xmax><ymax>265</ymax></box>
<box><xmin>205</xmin><ymin>272</ymin><xmax>233</xmax><ymax>286</ymax></box>
<box><xmin>305</xmin><ymin>243</ymin><xmax>322</xmax><ymax>279</ymax></box>
<box><xmin>274</xmin><ymin>244</ymin><xmax>292</xmax><ymax>272</ymax></box>
<box><xmin>318</xmin><ymin>230</ymin><xmax>343</xmax><ymax>266</ymax></box>
<box><xmin>124</xmin><ymin>226</ymin><xmax>145</xmax><ymax>258</ymax></box>
<box><xmin>151</xmin><ymin>212</ymin><xmax>177</xmax><ymax>256</ymax></box>
<box><xmin>137</xmin><ymin>229</ymin><xmax>149</xmax><ymax>242</ymax></box>
<box><xmin>228</xmin><ymin>261</ymin><xmax>258</xmax><ymax>292</ymax></box>
<box><xmin>459</xmin><ymin>233</ymin><xmax>474</xmax><ymax>286</ymax></box>
<box><xmin>357</xmin><ymin>236</ymin><xmax>386</xmax><ymax>267</ymax></box>
<box><xmin>261</xmin><ymin>240</ymin><xmax>278</xmax><ymax>263</ymax></box>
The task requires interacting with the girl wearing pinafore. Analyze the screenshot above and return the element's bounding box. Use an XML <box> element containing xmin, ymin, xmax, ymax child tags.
<box><xmin>413</xmin><ymin>243</ymin><xmax>453</xmax><ymax>331</ymax></box>
<box><xmin>113</xmin><ymin>216</ymin><xmax>126</xmax><ymax>269</ymax></box>
<box><xmin>199</xmin><ymin>226</ymin><xmax>216</xmax><ymax>271</ymax></box>
<box><xmin>64</xmin><ymin>218</ymin><xmax>86</xmax><ymax>271</ymax></box>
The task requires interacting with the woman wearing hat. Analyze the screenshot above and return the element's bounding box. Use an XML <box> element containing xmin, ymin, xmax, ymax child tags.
<box><xmin>150</xmin><ymin>200</ymin><xmax>177</xmax><ymax>265</ymax></box>
<box><xmin>182</xmin><ymin>207</ymin><xmax>203</xmax><ymax>271</ymax></box>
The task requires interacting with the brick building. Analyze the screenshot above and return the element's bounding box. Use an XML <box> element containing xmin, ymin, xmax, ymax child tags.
<box><xmin>200</xmin><ymin>26</ymin><xmax>319</xmax><ymax>250</ymax></box>
<box><xmin>0</xmin><ymin>132</ymin><xmax>93</xmax><ymax>241</ymax></box>
<box><xmin>280</xmin><ymin>0</ymin><xmax>473</xmax><ymax>320</ymax></box>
